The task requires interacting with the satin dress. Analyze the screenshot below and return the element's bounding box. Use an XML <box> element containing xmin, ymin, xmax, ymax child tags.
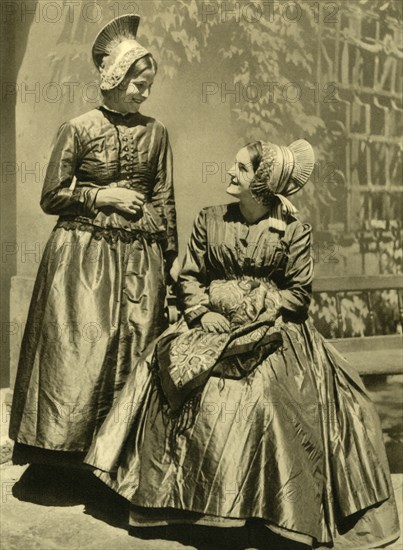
<box><xmin>86</xmin><ymin>203</ymin><xmax>399</xmax><ymax>548</ymax></box>
<box><xmin>9</xmin><ymin>106</ymin><xmax>177</xmax><ymax>457</ymax></box>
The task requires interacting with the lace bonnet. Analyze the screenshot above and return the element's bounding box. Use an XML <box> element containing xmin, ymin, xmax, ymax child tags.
<box><xmin>92</xmin><ymin>15</ymin><xmax>151</xmax><ymax>91</ymax></box>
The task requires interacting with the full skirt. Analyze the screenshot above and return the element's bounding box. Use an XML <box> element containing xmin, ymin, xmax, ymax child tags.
<box><xmin>85</xmin><ymin>319</ymin><xmax>400</xmax><ymax>548</ymax></box>
<box><xmin>10</xmin><ymin>226</ymin><xmax>168</xmax><ymax>453</ymax></box>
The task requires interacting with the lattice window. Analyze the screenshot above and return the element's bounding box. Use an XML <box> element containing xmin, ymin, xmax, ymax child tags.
<box><xmin>317</xmin><ymin>5</ymin><xmax>402</xmax><ymax>231</ymax></box>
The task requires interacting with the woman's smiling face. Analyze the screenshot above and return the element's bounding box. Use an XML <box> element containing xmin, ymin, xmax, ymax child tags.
<box><xmin>226</xmin><ymin>147</ymin><xmax>256</xmax><ymax>199</ymax></box>
<box><xmin>104</xmin><ymin>64</ymin><xmax>155</xmax><ymax>114</ymax></box>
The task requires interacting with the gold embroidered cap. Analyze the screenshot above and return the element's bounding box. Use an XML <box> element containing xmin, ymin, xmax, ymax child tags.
<box><xmin>92</xmin><ymin>15</ymin><xmax>150</xmax><ymax>91</ymax></box>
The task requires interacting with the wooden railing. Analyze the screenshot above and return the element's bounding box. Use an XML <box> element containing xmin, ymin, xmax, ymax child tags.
<box><xmin>313</xmin><ymin>275</ymin><xmax>403</xmax><ymax>376</ymax></box>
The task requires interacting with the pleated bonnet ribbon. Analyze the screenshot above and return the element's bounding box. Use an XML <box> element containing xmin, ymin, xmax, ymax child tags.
<box><xmin>92</xmin><ymin>14</ymin><xmax>150</xmax><ymax>91</ymax></box>
<box><xmin>249</xmin><ymin>140</ymin><xmax>315</xmax><ymax>231</ymax></box>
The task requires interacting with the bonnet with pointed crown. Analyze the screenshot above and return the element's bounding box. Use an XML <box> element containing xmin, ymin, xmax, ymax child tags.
<box><xmin>92</xmin><ymin>15</ymin><xmax>151</xmax><ymax>91</ymax></box>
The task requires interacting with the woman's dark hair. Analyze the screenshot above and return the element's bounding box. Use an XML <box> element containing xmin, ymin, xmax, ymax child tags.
<box><xmin>130</xmin><ymin>53</ymin><xmax>158</xmax><ymax>77</ymax></box>
<box><xmin>245</xmin><ymin>141</ymin><xmax>263</xmax><ymax>172</ymax></box>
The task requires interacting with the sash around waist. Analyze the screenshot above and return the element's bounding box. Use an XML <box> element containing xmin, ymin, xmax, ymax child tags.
<box><xmin>56</xmin><ymin>203</ymin><xmax>167</xmax><ymax>243</ymax></box>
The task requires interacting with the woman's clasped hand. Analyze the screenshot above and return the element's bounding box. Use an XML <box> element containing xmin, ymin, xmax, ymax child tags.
<box><xmin>95</xmin><ymin>187</ymin><xmax>145</xmax><ymax>215</ymax></box>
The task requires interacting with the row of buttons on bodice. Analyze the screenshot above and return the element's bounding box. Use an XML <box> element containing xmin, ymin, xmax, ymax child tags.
<box><xmin>118</xmin><ymin>126</ymin><xmax>153</xmax><ymax>197</ymax></box>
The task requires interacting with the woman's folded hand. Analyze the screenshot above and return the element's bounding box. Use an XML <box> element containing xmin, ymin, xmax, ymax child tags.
<box><xmin>95</xmin><ymin>188</ymin><xmax>145</xmax><ymax>215</ymax></box>
<box><xmin>200</xmin><ymin>312</ymin><xmax>230</xmax><ymax>334</ymax></box>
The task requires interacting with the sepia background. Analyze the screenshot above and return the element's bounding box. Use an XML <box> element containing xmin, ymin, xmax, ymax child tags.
<box><xmin>0</xmin><ymin>1</ymin><xmax>402</xmax><ymax>548</ymax></box>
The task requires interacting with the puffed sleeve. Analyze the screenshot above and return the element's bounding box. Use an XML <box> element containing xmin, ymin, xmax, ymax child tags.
<box><xmin>151</xmin><ymin>126</ymin><xmax>178</xmax><ymax>257</ymax></box>
<box><xmin>278</xmin><ymin>221</ymin><xmax>313</xmax><ymax>318</ymax></box>
<box><xmin>40</xmin><ymin>122</ymin><xmax>100</xmax><ymax>218</ymax></box>
<box><xmin>178</xmin><ymin>208</ymin><xmax>211</xmax><ymax>325</ymax></box>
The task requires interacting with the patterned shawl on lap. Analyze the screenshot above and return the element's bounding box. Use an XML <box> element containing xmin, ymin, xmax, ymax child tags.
<box><xmin>155</xmin><ymin>279</ymin><xmax>283</xmax><ymax>412</ymax></box>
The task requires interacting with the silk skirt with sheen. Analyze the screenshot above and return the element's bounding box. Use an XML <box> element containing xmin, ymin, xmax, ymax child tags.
<box><xmin>85</xmin><ymin>319</ymin><xmax>400</xmax><ymax>549</ymax></box>
<box><xmin>9</xmin><ymin>226</ymin><xmax>168</xmax><ymax>453</ymax></box>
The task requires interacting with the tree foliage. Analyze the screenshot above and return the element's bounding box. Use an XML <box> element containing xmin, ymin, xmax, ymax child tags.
<box><xmin>49</xmin><ymin>0</ymin><xmax>401</xmax><ymax>224</ymax></box>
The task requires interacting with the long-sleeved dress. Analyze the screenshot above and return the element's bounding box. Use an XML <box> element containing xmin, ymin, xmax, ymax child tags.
<box><xmin>85</xmin><ymin>203</ymin><xmax>399</xmax><ymax>549</ymax></box>
<box><xmin>9</xmin><ymin>106</ymin><xmax>177</xmax><ymax>455</ymax></box>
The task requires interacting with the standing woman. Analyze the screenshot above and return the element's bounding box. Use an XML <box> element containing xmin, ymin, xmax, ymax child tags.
<box><xmin>10</xmin><ymin>15</ymin><xmax>177</xmax><ymax>464</ymax></box>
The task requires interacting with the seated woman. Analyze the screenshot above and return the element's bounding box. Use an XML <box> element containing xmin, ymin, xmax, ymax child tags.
<box><xmin>85</xmin><ymin>139</ymin><xmax>400</xmax><ymax>549</ymax></box>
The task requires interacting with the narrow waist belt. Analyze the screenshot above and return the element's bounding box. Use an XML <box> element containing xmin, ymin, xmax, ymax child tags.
<box><xmin>56</xmin><ymin>218</ymin><xmax>166</xmax><ymax>245</ymax></box>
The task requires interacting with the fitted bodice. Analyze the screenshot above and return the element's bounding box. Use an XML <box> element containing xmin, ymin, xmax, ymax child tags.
<box><xmin>204</xmin><ymin>205</ymin><xmax>289</xmax><ymax>282</ymax></box>
<box><xmin>179</xmin><ymin>203</ymin><xmax>313</xmax><ymax>324</ymax></box>
<box><xmin>73</xmin><ymin>107</ymin><xmax>159</xmax><ymax>196</ymax></box>
<box><xmin>40</xmin><ymin>107</ymin><xmax>177</xmax><ymax>252</ymax></box>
